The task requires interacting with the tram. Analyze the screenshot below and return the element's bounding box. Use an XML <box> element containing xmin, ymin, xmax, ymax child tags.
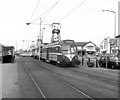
<box><xmin>41</xmin><ymin>39</ymin><xmax>81</xmax><ymax>67</ymax></box>
<box><xmin>31</xmin><ymin>47</ymin><xmax>39</xmax><ymax>59</ymax></box>
<box><xmin>2</xmin><ymin>46</ymin><xmax>15</xmax><ymax>63</ymax></box>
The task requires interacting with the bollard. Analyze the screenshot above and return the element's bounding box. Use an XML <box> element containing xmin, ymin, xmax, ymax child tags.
<box><xmin>82</xmin><ymin>57</ymin><xmax>84</xmax><ymax>65</ymax></box>
<box><xmin>96</xmin><ymin>58</ymin><xmax>98</xmax><ymax>68</ymax></box>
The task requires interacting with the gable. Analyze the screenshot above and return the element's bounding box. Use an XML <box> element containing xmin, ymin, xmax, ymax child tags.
<box><xmin>85</xmin><ymin>42</ymin><xmax>95</xmax><ymax>47</ymax></box>
<box><xmin>76</xmin><ymin>42</ymin><xmax>88</xmax><ymax>47</ymax></box>
<box><xmin>83</xmin><ymin>42</ymin><xmax>96</xmax><ymax>51</ymax></box>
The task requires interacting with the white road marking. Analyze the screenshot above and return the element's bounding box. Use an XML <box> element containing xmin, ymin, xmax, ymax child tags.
<box><xmin>63</xmin><ymin>81</ymin><xmax>94</xmax><ymax>100</ymax></box>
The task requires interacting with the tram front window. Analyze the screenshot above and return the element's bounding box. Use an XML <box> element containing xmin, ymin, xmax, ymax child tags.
<box><xmin>62</xmin><ymin>45</ymin><xmax>77</xmax><ymax>54</ymax></box>
<box><xmin>62</xmin><ymin>46</ymin><xmax>70</xmax><ymax>53</ymax></box>
<box><xmin>70</xmin><ymin>46</ymin><xmax>77</xmax><ymax>53</ymax></box>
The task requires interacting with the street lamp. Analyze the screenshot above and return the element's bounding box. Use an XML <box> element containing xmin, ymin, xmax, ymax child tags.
<box><xmin>26</xmin><ymin>18</ymin><xmax>51</xmax><ymax>60</ymax></box>
<box><xmin>39</xmin><ymin>18</ymin><xmax>42</xmax><ymax>60</ymax></box>
<box><xmin>26</xmin><ymin>23</ymin><xmax>31</xmax><ymax>25</ymax></box>
<box><xmin>102</xmin><ymin>10</ymin><xmax>117</xmax><ymax>68</ymax></box>
<box><xmin>102</xmin><ymin>10</ymin><xmax>116</xmax><ymax>39</ymax></box>
<box><xmin>42</xmin><ymin>28</ymin><xmax>45</xmax><ymax>43</ymax></box>
<box><xmin>102</xmin><ymin>10</ymin><xmax>117</xmax><ymax>54</ymax></box>
<box><xmin>26</xmin><ymin>18</ymin><xmax>42</xmax><ymax>60</ymax></box>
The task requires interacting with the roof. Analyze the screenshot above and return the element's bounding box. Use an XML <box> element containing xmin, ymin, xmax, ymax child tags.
<box><xmin>76</xmin><ymin>42</ymin><xmax>89</xmax><ymax>47</ymax></box>
<box><xmin>76</xmin><ymin>41</ymin><xmax>97</xmax><ymax>47</ymax></box>
<box><xmin>100</xmin><ymin>38</ymin><xmax>108</xmax><ymax>45</ymax></box>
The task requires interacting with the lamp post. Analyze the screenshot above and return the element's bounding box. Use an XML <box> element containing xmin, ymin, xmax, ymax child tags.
<box><xmin>26</xmin><ymin>18</ymin><xmax>42</xmax><ymax>60</ymax></box>
<box><xmin>102</xmin><ymin>10</ymin><xmax>116</xmax><ymax>56</ymax></box>
<box><xmin>42</xmin><ymin>28</ymin><xmax>45</xmax><ymax>43</ymax></box>
<box><xmin>38</xmin><ymin>18</ymin><xmax>42</xmax><ymax>60</ymax></box>
<box><xmin>16</xmin><ymin>40</ymin><xmax>17</xmax><ymax>51</ymax></box>
<box><xmin>102</xmin><ymin>10</ymin><xmax>116</xmax><ymax>38</ymax></box>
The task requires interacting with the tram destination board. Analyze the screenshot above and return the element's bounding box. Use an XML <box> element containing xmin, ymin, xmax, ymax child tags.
<box><xmin>63</xmin><ymin>40</ymin><xmax>74</xmax><ymax>44</ymax></box>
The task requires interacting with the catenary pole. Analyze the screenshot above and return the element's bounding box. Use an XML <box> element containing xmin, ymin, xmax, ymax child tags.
<box><xmin>39</xmin><ymin>18</ymin><xmax>42</xmax><ymax>60</ymax></box>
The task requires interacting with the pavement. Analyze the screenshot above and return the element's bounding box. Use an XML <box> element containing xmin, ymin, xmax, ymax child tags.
<box><xmin>2</xmin><ymin>60</ymin><xmax>20</xmax><ymax>98</ymax></box>
<box><xmin>1</xmin><ymin>57</ymin><xmax>42</xmax><ymax>98</ymax></box>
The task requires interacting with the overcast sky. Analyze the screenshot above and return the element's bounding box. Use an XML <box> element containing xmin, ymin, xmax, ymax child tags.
<box><xmin>0</xmin><ymin>0</ymin><xmax>119</xmax><ymax>50</ymax></box>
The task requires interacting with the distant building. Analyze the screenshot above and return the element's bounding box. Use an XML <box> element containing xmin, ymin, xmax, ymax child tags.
<box><xmin>76</xmin><ymin>41</ymin><xmax>98</xmax><ymax>56</ymax></box>
<box><xmin>100</xmin><ymin>37</ymin><xmax>117</xmax><ymax>54</ymax></box>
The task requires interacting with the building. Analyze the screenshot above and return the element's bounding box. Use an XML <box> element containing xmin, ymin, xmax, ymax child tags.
<box><xmin>117</xmin><ymin>1</ymin><xmax>120</xmax><ymax>45</ymax></box>
<box><xmin>115</xmin><ymin>1</ymin><xmax>120</xmax><ymax>59</ymax></box>
<box><xmin>76</xmin><ymin>41</ymin><xmax>98</xmax><ymax>56</ymax></box>
<box><xmin>116</xmin><ymin>1</ymin><xmax>120</xmax><ymax>49</ymax></box>
<box><xmin>100</xmin><ymin>37</ymin><xmax>110</xmax><ymax>54</ymax></box>
<box><xmin>100</xmin><ymin>37</ymin><xmax>117</xmax><ymax>55</ymax></box>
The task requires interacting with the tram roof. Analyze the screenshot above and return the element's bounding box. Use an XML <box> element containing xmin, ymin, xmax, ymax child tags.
<box><xmin>43</xmin><ymin>40</ymin><xmax>75</xmax><ymax>48</ymax></box>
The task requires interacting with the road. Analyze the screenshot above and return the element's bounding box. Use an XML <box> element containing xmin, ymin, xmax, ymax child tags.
<box><xmin>2</xmin><ymin>57</ymin><xmax>119</xmax><ymax>99</ymax></box>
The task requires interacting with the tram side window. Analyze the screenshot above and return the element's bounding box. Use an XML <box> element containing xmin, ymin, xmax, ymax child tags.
<box><xmin>52</xmin><ymin>47</ymin><xmax>55</xmax><ymax>53</ymax></box>
<box><xmin>49</xmin><ymin>46</ymin><xmax>61</xmax><ymax>53</ymax></box>
<box><xmin>53</xmin><ymin>47</ymin><xmax>55</xmax><ymax>53</ymax></box>
<box><xmin>49</xmin><ymin>47</ymin><xmax>51</xmax><ymax>53</ymax></box>
<box><xmin>42</xmin><ymin>48</ymin><xmax>45</xmax><ymax>53</ymax></box>
<box><xmin>49</xmin><ymin>47</ymin><xmax>53</xmax><ymax>53</ymax></box>
<box><xmin>53</xmin><ymin>47</ymin><xmax>57</xmax><ymax>53</ymax></box>
<box><xmin>50</xmin><ymin>47</ymin><xmax>52</xmax><ymax>53</ymax></box>
<box><xmin>58</xmin><ymin>46</ymin><xmax>61</xmax><ymax>53</ymax></box>
<box><xmin>54</xmin><ymin>47</ymin><xmax>58</xmax><ymax>53</ymax></box>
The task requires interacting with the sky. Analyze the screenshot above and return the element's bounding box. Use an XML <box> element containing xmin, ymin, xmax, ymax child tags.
<box><xmin>0</xmin><ymin>0</ymin><xmax>119</xmax><ymax>50</ymax></box>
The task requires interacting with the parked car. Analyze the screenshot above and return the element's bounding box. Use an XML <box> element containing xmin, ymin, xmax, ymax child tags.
<box><xmin>99</xmin><ymin>55</ymin><xmax>120</xmax><ymax>69</ymax></box>
<box><xmin>20</xmin><ymin>53</ymin><xmax>30</xmax><ymax>57</ymax></box>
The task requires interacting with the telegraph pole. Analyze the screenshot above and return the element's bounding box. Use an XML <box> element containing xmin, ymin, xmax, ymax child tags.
<box><xmin>16</xmin><ymin>40</ymin><xmax>17</xmax><ymax>51</ymax></box>
<box><xmin>39</xmin><ymin>18</ymin><xmax>42</xmax><ymax>60</ymax></box>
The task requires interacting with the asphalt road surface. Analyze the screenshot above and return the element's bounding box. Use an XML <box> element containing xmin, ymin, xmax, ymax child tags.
<box><xmin>2</xmin><ymin>57</ymin><xmax>119</xmax><ymax>99</ymax></box>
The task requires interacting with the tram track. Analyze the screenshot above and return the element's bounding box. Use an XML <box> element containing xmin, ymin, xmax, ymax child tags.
<box><xmin>68</xmin><ymin>67</ymin><xmax>118</xmax><ymax>86</ymax></box>
<box><xmin>20</xmin><ymin>58</ymin><xmax>46</xmax><ymax>99</ymax></box>
<box><xmin>34</xmin><ymin>61</ymin><xmax>118</xmax><ymax>97</ymax></box>
<box><xmin>34</xmin><ymin>58</ymin><xmax>118</xmax><ymax>87</ymax></box>
<box><xmin>20</xmin><ymin>57</ymin><xmax>94</xmax><ymax>99</ymax></box>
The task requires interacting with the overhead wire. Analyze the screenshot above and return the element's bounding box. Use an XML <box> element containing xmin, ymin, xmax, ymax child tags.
<box><xmin>28</xmin><ymin>0</ymin><xmax>61</xmax><ymax>40</ymax></box>
<box><xmin>58</xmin><ymin>0</ymin><xmax>87</xmax><ymax>22</ymax></box>
<box><xmin>42</xmin><ymin>0</ymin><xmax>61</xmax><ymax>20</ymax></box>
<box><xmin>30</xmin><ymin>0</ymin><xmax>41</xmax><ymax>20</ymax></box>
<box><xmin>30</xmin><ymin>0</ymin><xmax>61</xmax><ymax>24</ymax></box>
